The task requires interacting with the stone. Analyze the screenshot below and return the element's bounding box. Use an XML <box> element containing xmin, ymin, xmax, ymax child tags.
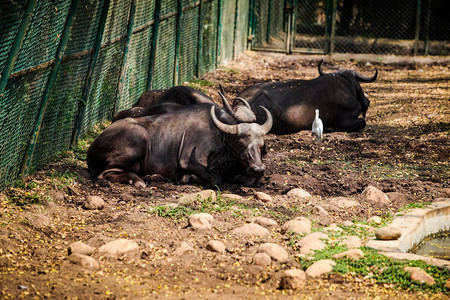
<box><xmin>68</xmin><ymin>241</ymin><xmax>94</xmax><ymax>256</ymax></box>
<box><xmin>445</xmin><ymin>279</ymin><xmax>450</xmax><ymax>289</ymax></box>
<box><xmin>279</xmin><ymin>269</ymin><xmax>306</xmax><ymax>290</ymax></box>
<box><xmin>332</xmin><ymin>249</ymin><xmax>364</xmax><ymax>260</ymax></box>
<box><xmin>287</xmin><ymin>188</ymin><xmax>311</xmax><ymax>199</ymax></box>
<box><xmin>188</xmin><ymin>213</ymin><xmax>214</xmax><ymax>230</ymax></box>
<box><xmin>386</xmin><ymin>192</ymin><xmax>411</xmax><ymax>204</ymax></box>
<box><xmin>437</xmin><ymin>188</ymin><xmax>450</xmax><ymax>198</ymax></box>
<box><xmin>282</xmin><ymin>219</ymin><xmax>311</xmax><ymax>234</ymax></box>
<box><xmin>375</xmin><ymin>227</ymin><xmax>401</xmax><ymax>240</ymax></box>
<box><xmin>329</xmin><ymin>197</ymin><xmax>361</xmax><ymax>209</ymax></box>
<box><xmin>342</xmin><ymin>221</ymin><xmax>354</xmax><ymax>226</ymax></box>
<box><xmin>221</xmin><ymin>193</ymin><xmax>244</xmax><ymax>201</ymax></box>
<box><xmin>254</xmin><ymin>192</ymin><xmax>273</xmax><ymax>202</ymax></box>
<box><xmin>368</xmin><ymin>216</ymin><xmax>382</xmax><ymax>225</ymax></box>
<box><xmin>257</xmin><ymin>243</ymin><xmax>289</xmax><ymax>263</ymax></box>
<box><xmin>98</xmin><ymin>239</ymin><xmax>139</xmax><ymax>256</ymax></box>
<box><xmin>52</xmin><ymin>191</ymin><xmax>65</xmax><ymax>202</ymax></box>
<box><xmin>362</xmin><ymin>186</ymin><xmax>390</xmax><ymax>205</ymax></box>
<box><xmin>342</xmin><ymin>236</ymin><xmax>362</xmax><ymax>248</ymax></box>
<box><xmin>404</xmin><ymin>267</ymin><xmax>435</xmax><ymax>285</ymax></box>
<box><xmin>323</xmin><ymin>225</ymin><xmax>343</xmax><ymax>232</ymax></box>
<box><xmin>296</xmin><ymin>232</ymin><xmax>328</xmax><ymax>255</ymax></box>
<box><xmin>305</xmin><ymin>259</ymin><xmax>335</xmax><ymax>278</ymax></box>
<box><xmin>83</xmin><ymin>195</ymin><xmax>105</xmax><ymax>210</ymax></box>
<box><xmin>173</xmin><ymin>242</ymin><xmax>194</xmax><ymax>256</ymax></box>
<box><xmin>121</xmin><ymin>193</ymin><xmax>134</xmax><ymax>202</ymax></box>
<box><xmin>231</xmin><ymin>223</ymin><xmax>269</xmax><ymax>237</ymax></box>
<box><xmin>69</xmin><ymin>253</ymin><xmax>100</xmax><ymax>270</ymax></box>
<box><xmin>247</xmin><ymin>216</ymin><xmax>278</xmax><ymax>228</ymax></box>
<box><xmin>206</xmin><ymin>240</ymin><xmax>226</xmax><ymax>253</ymax></box>
<box><xmin>178</xmin><ymin>190</ymin><xmax>216</xmax><ymax>205</ymax></box>
<box><xmin>253</xmin><ymin>252</ymin><xmax>272</xmax><ymax>266</ymax></box>
<box><xmin>314</xmin><ymin>205</ymin><xmax>328</xmax><ymax>216</ymax></box>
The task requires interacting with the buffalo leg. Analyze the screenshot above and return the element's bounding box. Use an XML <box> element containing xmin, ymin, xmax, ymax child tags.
<box><xmin>98</xmin><ymin>169</ymin><xmax>146</xmax><ymax>188</ymax></box>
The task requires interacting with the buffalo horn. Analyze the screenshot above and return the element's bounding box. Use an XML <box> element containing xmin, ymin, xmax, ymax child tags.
<box><xmin>234</xmin><ymin>97</ymin><xmax>252</xmax><ymax>109</ymax></box>
<box><xmin>259</xmin><ymin>106</ymin><xmax>273</xmax><ymax>135</ymax></box>
<box><xmin>210</xmin><ymin>106</ymin><xmax>239</xmax><ymax>135</ymax></box>
<box><xmin>218</xmin><ymin>88</ymin><xmax>235</xmax><ymax>115</ymax></box>
<box><xmin>318</xmin><ymin>59</ymin><xmax>377</xmax><ymax>82</ymax></box>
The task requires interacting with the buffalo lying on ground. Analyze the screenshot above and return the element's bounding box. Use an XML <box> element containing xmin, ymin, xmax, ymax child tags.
<box><xmin>87</xmin><ymin>103</ymin><xmax>273</xmax><ymax>187</ymax></box>
<box><xmin>225</xmin><ymin>60</ymin><xmax>377</xmax><ymax>134</ymax></box>
<box><xmin>113</xmin><ymin>86</ymin><xmax>215</xmax><ymax>122</ymax></box>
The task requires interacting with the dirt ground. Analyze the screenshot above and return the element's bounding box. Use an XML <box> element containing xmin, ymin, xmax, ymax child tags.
<box><xmin>0</xmin><ymin>52</ymin><xmax>449</xmax><ymax>299</ymax></box>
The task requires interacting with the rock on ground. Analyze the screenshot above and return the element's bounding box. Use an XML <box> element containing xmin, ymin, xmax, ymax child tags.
<box><xmin>247</xmin><ymin>216</ymin><xmax>278</xmax><ymax>228</ymax></box>
<box><xmin>305</xmin><ymin>259</ymin><xmax>336</xmax><ymax>278</ymax></box>
<box><xmin>231</xmin><ymin>223</ymin><xmax>269</xmax><ymax>237</ymax></box>
<box><xmin>282</xmin><ymin>218</ymin><xmax>311</xmax><ymax>234</ymax></box>
<box><xmin>287</xmin><ymin>188</ymin><xmax>311</xmax><ymax>199</ymax></box>
<box><xmin>98</xmin><ymin>239</ymin><xmax>139</xmax><ymax>257</ymax></box>
<box><xmin>254</xmin><ymin>192</ymin><xmax>273</xmax><ymax>202</ymax></box>
<box><xmin>253</xmin><ymin>252</ymin><xmax>272</xmax><ymax>266</ymax></box>
<box><xmin>279</xmin><ymin>269</ymin><xmax>306</xmax><ymax>290</ymax></box>
<box><xmin>68</xmin><ymin>253</ymin><xmax>100</xmax><ymax>270</ymax></box>
<box><xmin>206</xmin><ymin>240</ymin><xmax>226</xmax><ymax>253</ymax></box>
<box><xmin>404</xmin><ymin>267</ymin><xmax>436</xmax><ymax>285</ymax></box>
<box><xmin>296</xmin><ymin>232</ymin><xmax>328</xmax><ymax>255</ymax></box>
<box><xmin>342</xmin><ymin>236</ymin><xmax>362</xmax><ymax>248</ymax></box>
<box><xmin>257</xmin><ymin>243</ymin><xmax>289</xmax><ymax>263</ymax></box>
<box><xmin>173</xmin><ymin>242</ymin><xmax>194</xmax><ymax>256</ymax></box>
<box><xmin>68</xmin><ymin>241</ymin><xmax>94</xmax><ymax>256</ymax></box>
<box><xmin>332</xmin><ymin>249</ymin><xmax>364</xmax><ymax>260</ymax></box>
<box><xmin>375</xmin><ymin>227</ymin><xmax>402</xmax><ymax>240</ymax></box>
<box><xmin>362</xmin><ymin>186</ymin><xmax>390</xmax><ymax>206</ymax></box>
<box><xmin>83</xmin><ymin>195</ymin><xmax>105</xmax><ymax>210</ymax></box>
<box><xmin>188</xmin><ymin>213</ymin><xmax>214</xmax><ymax>230</ymax></box>
<box><xmin>178</xmin><ymin>190</ymin><xmax>216</xmax><ymax>205</ymax></box>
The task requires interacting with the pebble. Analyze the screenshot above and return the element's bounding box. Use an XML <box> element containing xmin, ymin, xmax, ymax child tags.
<box><xmin>332</xmin><ymin>249</ymin><xmax>364</xmax><ymax>260</ymax></box>
<box><xmin>342</xmin><ymin>236</ymin><xmax>362</xmax><ymax>248</ymax></box>
<box><xmin>279</xmin><ymin>269</ymin><xmax>306</xmax><ymax>290</ymax></box>
<box><xmin>247</xmin><ymin>216</ymin><xmax>278</xmax><ymax>228</ymax></box>
<box><xmin>287</xmin><ymin>188</ymin><xmax>311</xmax><ymax>199</ymax></box>
<box><xmin>68</xmin><ymin>241</ymin><xmax>94</xmax><ymax>256</ymax></box>
<box><xmin>206</xmin><ymin>240</ymin><xmax>226</xmax><ymax>253</ymax></box>
<box><xmin>83</xmin><ymin>195</ymin><xmax>105</xmax><ymax>210</ymax></box>
<box><xmin>368</xmin><ymin>216</ymin><xmax>382</xmax><ymax>225</ymax></box>
<box><xmin>253</xmin><ymin>252</ymin><xmax>272</xmax><ymax>266</ymax></box>
<box><xmin>314</xmin><ymin>204</ymin><xmax>328</xmax><ymax>216</ymax></box>
<box><xmin>69</xmin><ymin>253</ymin><xmax>100</xmax><ymax>270</ymax></box>
<box><xmin>305</xmin><ymin>259</ymin><xmax>335</xmax><ymax>277</ymax></box>
<box><xmin>188</xmin><ymin>213</ymin><xmax>214</xmax><ymax>230</ymax></box>
<box><xmin>257</xmin><ymin>243</ymin><xmax>289</xmax><ymax>263</ymax></box>
<box><xmin>254</xmin><ymin>192</ymin><xmax>273</xmax><ymax>202</ymax></box>
<box><xmin>375</xmin><ymin>227</ymin><xmax>402</xmax><ymax>240</ymax></box>
<box><xmin>231</xmin><ymin>223</ymin><xmax>269</xmax><ymax>237</ymax></box>
<box><xmin>296</xmin><ymin>232</ymin><xmax>328</xmax><ymax>255</ymax></box>
<box><xmin>404</xmin><ymin>267</ymin><xmax>435</xmax><ymax>285</ymax></box>
<box><xmin>329</xmin><ymin>197</ymin><xmax>361</xmax><ymax>209</ymax></box>
<box><xmin>362</xmin><ymin>186</ymin><xmax>390</xmax><ymax>206</ymax></box>
<box><xmin>282</xmin><ymin>219</ymin><xmax>311</xmax><ymax>234</ymax></box>
<box><xmin>98</xmin><ymin>239</ymin><xmax>139</xmax><ymax>256</ymax></box>
<box><xmin>173</xmin><ymin>241</ymin><xmax>194</xmax><ymax>256</ymax></box>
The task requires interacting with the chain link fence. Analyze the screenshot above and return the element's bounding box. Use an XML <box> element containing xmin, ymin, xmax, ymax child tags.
<box><xmin>0</xmin><ymin>0</ymin><xmax>249</xmax><ymax>190</ymax></box>
<box><xmin>251</xmin><ymin>0</ymin><xmax>449</xmax><ymax>56</ymax></box>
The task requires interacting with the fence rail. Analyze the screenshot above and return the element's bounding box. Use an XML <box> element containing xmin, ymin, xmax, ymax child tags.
<box><xmin>0</xmin><ymin>0</ymin><xmax>249</xmax><ymax>190</ymax></box>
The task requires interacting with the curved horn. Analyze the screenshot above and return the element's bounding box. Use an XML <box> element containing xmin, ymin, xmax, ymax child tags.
<box><xmin>218</xmin><ymin>89</ymin><xmax>234</xmax><ymax>116</ymax></box>
<box><xmin>353</xmin><ymin>69</ymin><xmax>378</xmax><ymax>83</ymax></box>
<box><xmin>234</xmin><ymin>97</ymin><xmax>252</xmax><ymax>109</ymax></box>
<box><xmin>259</xmin><ymin>106</ymin><xmax>273</xmax><ymax>135</ymax></box>
<box><xmin>210</xmin><ymin>106</ymin><xmax>239</xmax><ymax>135</ymax></box>
<box><xmin>318</xmin><ymin>59</ymin><xmax>325</xmax><ymax>76</ymax></box>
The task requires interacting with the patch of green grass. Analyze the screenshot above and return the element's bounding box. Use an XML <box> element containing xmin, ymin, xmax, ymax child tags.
<box><xmin>398</xmin><ymin>202</ymin><xmax>432</xmax><ymax>213</ymax></box>
<box><xmin>220</xmin><ymin>67</ymin><xmax>239</xmax><ymax>75</ymax></box>
<box><xmin>47</xmin><ymin>169</ymin><xmax>80</xmax><ymax>189</ymax></box>
<box><xmin>6</xmin><ymin>180</ymin><xmax>42</xmax><ymax>206</ymax></box>
<box><xmin>189</xmin><ymin>79</ymin><xmax>214</xmax><ymax>87</ymax></box>
<box><xmin>153</xmin><ymin>205</ymin><xmax>194</xmax><ymax>219</ymax></box>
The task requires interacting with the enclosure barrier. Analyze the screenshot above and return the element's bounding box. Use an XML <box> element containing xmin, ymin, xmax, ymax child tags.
<box><xmin>250</xmin><ymin>0</ymin><xmax>449</xmax><ymax>56</ymax></box>
<box><xmin>0</xmin><ymin>0</ymin><xmax>249</xmax><ymax>190</ymax></box>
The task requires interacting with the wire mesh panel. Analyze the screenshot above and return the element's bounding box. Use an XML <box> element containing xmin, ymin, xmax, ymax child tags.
<box><xmin>251</xmin><ymin>0</ymin><xmax>286</xmax><ymax>50</ymax></box>
<box><xmin>198</xmin><ymin>0</ymin><xmax>219</xmax><ymax>76</ymax></box>
<box><xmin>178</xmin><ymin>3</ymin><xmax>200</xmax><ymax>84</ymax></box>
<box><xmin>294</xmin><ymin>0</ymin><xmax>328</xmax><ymax>52</ymax></box>
<box><xmin>234</xmin><ymin>0</ymin><xmax>250</xmax><ymax>55</ymax></box>
<box><xmin>218</xmin><ymin>0</ymin><xmax>237</xmax><ymax>64</ymax></box>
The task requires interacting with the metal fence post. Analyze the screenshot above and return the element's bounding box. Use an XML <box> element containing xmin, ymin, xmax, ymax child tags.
<box><xmin>113</xmin><ymin>0</ymin><xmax>136</xmax><ymax>117</ymax></box>
<box><xmin>329</xmin><ymin>0</ymin><xmax>337</xmax><ymax>54</ymax></box>
<box><xmin>20</xmin><ymin>0</ymin><xmax>80</xmax><ymax>176</ymax></box>
<box><xmin>414</xmin><ymin>0</ymin><xmax>422</xmax><ymax>56</ymax></box>
<box><xmin>232</xmin><ymin>0</ymin><xmax>239</xmax><ymax>59</ymax></box>
<box><xmin>147</xmin><ymin>0</ymin><xmax>162</xmax><ymax>90</ymax></box>
<box><xmin>215</xmin><ymin>0</ymin><xmax>222</xmax><ymax>67</ymax></box>
<box><xmin>0</xmin><ymin>0</ymin><xmax>36</xmax><ymax>97</ymax></box>
<box><xmin>173</xmin><ymin>0</ymin><xmax>183</xmax><ymax>86</ymax></box>
<box><xmin>71</xmin><ymin>0</ymin><xmax>111</xmax><ymax>147</ymax></box>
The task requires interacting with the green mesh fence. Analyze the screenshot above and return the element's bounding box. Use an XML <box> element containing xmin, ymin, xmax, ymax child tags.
<box><xmin>0</xmin><ymin>0</ymin><xmax>250</xmax><ymax>190</ymax></box>
<box><xmin>251</xmin><ymin>0</ymin><xmax>449</xmax><ymax>55</ymax></box>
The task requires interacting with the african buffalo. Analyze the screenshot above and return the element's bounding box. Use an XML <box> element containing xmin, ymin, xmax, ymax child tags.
<box><xmin>87</xmin><ymin>103</ymin><xmax>273</xmax><ymax>187</ymax></box>
<box><xmin>225</xmin><ymin>60</ymin><xmax>377</xmax><ymax>134</ymax></box>
<box><xmin>113</xmin><ymin>86</ymin><xmax>215</xmax><ymax>122</ymax></box>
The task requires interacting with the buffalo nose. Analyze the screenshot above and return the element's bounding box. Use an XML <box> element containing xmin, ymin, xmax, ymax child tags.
<box><xmin>249</xmin><ymin>165</ymin><xmax>266</xmax><ymax>175</ymax></box>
